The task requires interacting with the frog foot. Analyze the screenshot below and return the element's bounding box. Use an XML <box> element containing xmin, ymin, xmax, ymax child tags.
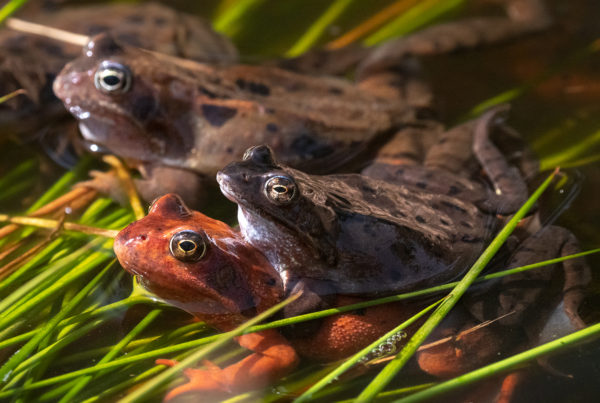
<box><xmin>75</xmin><ymin>169</ymin><xmax>129</xmax><ymax>206</ymax></box>
<box><xmin>155</xmin><ymin>359</ymin><xmax>231</xmax><ymax>401</ymax></box>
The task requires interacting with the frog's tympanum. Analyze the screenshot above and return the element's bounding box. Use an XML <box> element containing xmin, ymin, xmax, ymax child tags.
<box><xmin>54</xmin><ymin>0</ymin><xmax>552</xmax><ymax>206</ymax></box>
<box><xmin>114</xmin><ymin>193</ymin><xmax>414</xmax><ymax>399</ymax></box>
<box><xmin>0</xmin><ymin>2</ymin><xmax>236</xmax><ymax>146</ymax></box>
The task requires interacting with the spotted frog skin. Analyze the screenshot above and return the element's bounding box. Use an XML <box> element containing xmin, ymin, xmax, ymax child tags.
<box><xmin>216</xmin><ymin>108</ymin><xmax>590</xmax><ymax>327</ymax></box>
<box><xmin>0</xmin><ymin>2</ymin><xmax>236</xmax><ymax>142</ymax></box>
<box><xmin>53</xmin><ymin>0</ymin><xmax>551</xmax><ymax>207</ymax></box>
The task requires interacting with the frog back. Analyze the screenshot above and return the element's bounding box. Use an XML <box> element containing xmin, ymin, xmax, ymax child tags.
<box><xmin>299</xmin><ymin>173</ymin><xmax>496</xmax><ymax>295</ymax></box>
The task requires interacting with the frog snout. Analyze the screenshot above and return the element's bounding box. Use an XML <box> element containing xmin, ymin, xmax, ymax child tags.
<box><xmin>53</xmin><ymin>67</ymin><xmax>85</xmax><ymax>102</ymax></box>
<box><xmin>215</xmin><ymin>171</ymin><xmax>226</xmax><ymax>186</ymax></box>
<box><xmin>113</xmin><ymin>226</ymin><xmax>149</xmax><ymax>270</ymax></box>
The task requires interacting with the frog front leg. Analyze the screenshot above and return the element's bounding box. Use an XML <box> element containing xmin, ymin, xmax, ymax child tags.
<box><xmin>78</xmin><ymin>164</ymin><xmax>211</xmax><ymax>209</ymax></box>
<box><xmin>158</xmin><ymin>329</ymin><xmax>298</xmax><ymax>401</ymax></box>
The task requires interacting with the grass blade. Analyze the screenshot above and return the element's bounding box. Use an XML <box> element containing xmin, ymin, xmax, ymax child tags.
<box><xmin>0</xmin><ymin>260</ymin><xmax>115</xmax><ymax>385</ymax></box>
<box><xmin>285</xmin><ymin>0</ymin><xmax>353</xmax><ymax>57</ymax></box>
<box><xmin>213</xmin><ymin>0</ymin><xmax>265</xmax><ymax>36</ymax></box>
<box><xmin>0</xmin><ymin>0</ymin><xmax>28</xmax><ymax>24</ymax></box>
<box><xmin>364</xmin><ymin>0</ymin><xmax>464</xmax><ymax>46</ymax></box>
<box><xmin>59</xmin><ymin>309</ymin><xmax>162</xmax><ymax>402</ymax></box>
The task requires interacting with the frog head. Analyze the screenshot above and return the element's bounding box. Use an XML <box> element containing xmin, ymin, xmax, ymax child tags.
<box><xmin>114</xmin><ymin>193</ymin><xmax>282</xmax><ymax>329</ymax></box>
<box><xmin>53</xmin><ymin>33</ymin><xmax>194</xmax><ymax>167</ymax></box>
<box><xmin>217</xmin><ymin>145</ymin><xmax>341</xmax><ymax>271</ymax></box>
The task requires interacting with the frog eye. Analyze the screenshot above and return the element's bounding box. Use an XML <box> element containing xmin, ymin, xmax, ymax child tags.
<box><xmin>264</xmin><ymin>175</ymin><xmax>297</xmax><ymax>205</ymax></box>
<box><xmin>169</xmin><ymin>230</ymin><xmax>207</xmax><ymax>262</ymax></box>
<box><xmin>94</xmin><ymin>61</ymin><xmax>131</xmax><ymax>94</ymax></box>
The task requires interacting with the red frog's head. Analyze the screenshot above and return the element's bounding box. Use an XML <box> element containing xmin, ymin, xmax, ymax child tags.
<box><xmin>114</xmin><ymin>193</ymin><xmax>283</xmax><ymax>330</ymax></box>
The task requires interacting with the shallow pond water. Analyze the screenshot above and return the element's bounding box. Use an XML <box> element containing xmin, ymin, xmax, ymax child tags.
<box><xmin>0</xmin><ymin>0</ymin><xmax>599</xmax><ymax>402</ymax></box>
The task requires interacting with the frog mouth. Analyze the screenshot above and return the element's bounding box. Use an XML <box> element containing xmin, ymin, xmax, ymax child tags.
<box><xmin>78</xmin><ymin>120</ymin><xmax>111</xmax><ymax>144</ymax></box>
<box><xmin>216</xmin><ymin>172</ymin><xmax>240</xmax><ymax>203</ymax></box>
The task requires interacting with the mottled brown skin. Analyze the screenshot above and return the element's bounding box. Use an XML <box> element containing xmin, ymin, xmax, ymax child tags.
<box><xmin>114</xmin><ymin>194</ymin><xmax>413</xmax><ymax>399</ymax></box>
<box><xmin>216</xmin><ymin>110</ymin><xmax>529</xmax><ymax>307</ymax></box>
<box><xmin>0</xmin><ymin>2</ymin><xmax>237</xmax><ymax>142</ymax></box>
<box><xmin>215</xmin><ymin>111</ymin><xmax>590</xmax><ymax>397</ymax></box>
<box><xmin>52</xmin><ymin>0</ymin><xmax>552</xmax><ymax>207</ymax></box>
<box><xmin>53</xmin><ymin>33</ymin><xmax>402</xmax><ymax>205</ymax></box>
<box><xmin>216</xmin><ymin>108</ymin><xmax>590</xmax><ymax>352</ymax></box>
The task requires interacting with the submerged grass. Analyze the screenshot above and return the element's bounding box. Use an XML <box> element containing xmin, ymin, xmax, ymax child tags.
<box><xmin>1</xmin><ymin>0</ymin><xmax>599</xmax><ymax>402</ymax></box>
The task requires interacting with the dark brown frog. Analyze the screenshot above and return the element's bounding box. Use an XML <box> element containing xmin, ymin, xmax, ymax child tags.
<box><xmin>216</xmin><ymin>107</ymin><xmax>590</xmax><ymax>331</ymax></box>
<box><xmin>52</xmin><ymin>0</ymin><xmax>552</xmax><ymax>206</ymax></box>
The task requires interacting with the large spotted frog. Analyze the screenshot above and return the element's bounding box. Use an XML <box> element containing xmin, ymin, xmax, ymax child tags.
<box><xmin>0</xmin><ymin>2</ymin><xmax>236</xmax><ymax>143</ymax></box>
<box><xmin>216</xmin><ymin>107</ymin><xmax>590</xmax><ymax>327</ymax></box>
<box><xmin>53</xmin><ymin>0</ymin><xmax>551</xmax><ymax>206</ymax></box>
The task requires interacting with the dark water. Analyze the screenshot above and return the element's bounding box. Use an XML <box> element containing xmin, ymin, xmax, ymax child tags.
<box><xmin>0</xmin><ymin>0</ymin><xmax>599</xmax><ymax>402</ymax></box>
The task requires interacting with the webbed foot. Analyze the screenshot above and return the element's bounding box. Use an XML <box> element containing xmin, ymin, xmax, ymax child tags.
<box><xmin>155</xmin><ymin>359</ymin><xmax>231</xmax><ymax>401</ymax></box>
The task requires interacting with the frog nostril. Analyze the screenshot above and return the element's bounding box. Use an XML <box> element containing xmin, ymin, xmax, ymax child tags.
<box><xmin>242</xmin><ymin>173</ymin><xmax>249</xmax><ymax>182</ymax></box>
<box><xmin>138</xmin><ymin>234</ymin><xmax>147</xmax><ymax>241</ymax></box>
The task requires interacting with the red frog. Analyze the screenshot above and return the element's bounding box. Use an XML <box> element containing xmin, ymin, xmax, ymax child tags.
<box><xmin>114</xmin><ymin>193</ymin><xmax>413</xmax><ymax>400</ymax></box>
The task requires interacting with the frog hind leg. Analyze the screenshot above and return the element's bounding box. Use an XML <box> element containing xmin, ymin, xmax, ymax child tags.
<box><xmin>361</xmin><ymin>121</ymin><xmax>443</xmax><ymax>181</ymax></box>
<box><xmin>157</xmin><ymin>329</ymin><xmax>299</xmax><ymax>401</ymax></box>
<box><xmin>357</xmin><ymin>0</ymin><xmax>551</xmax><ymax>79</ymax></box>
<box><xmin>472</xmin><ymin>105</ymin><xmax>530</xmax><ymax>214</ymax></box>
<box><xmin>467</xmin><ymin>225</ymin><xmax>591</xmax><ymax>334</ymax></box>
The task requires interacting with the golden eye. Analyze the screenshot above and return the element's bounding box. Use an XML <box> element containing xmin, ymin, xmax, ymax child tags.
<box><xmin>264</xmin><ymin>175</ymin><xmax>296</xmax><ymax>205</ymax></box>
<box><xmin>169</xmin><ymin>231</ymin><xmax>207</xmax><ymax>262</ymax></box>
<box><xmin>94</xmin><ymin>61</ymin><xmax>131</xmax><ymax>94</ymax></box>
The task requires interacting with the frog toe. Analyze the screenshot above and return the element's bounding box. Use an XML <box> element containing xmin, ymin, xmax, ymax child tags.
<box><xmin>157</xmin><ymin>361</ymin><xmax>230</xmax><ymax>401</ymax></box>
<box><xmin>75</xmin><ymin>169</ymin><xmax>129</xmax><ymax>205</ymax></box>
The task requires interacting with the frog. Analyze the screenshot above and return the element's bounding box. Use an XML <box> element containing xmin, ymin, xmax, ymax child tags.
<box><xmin>0</xmin><ymin>2</ymin><xmax>237</xmax><ymax>150</ymax></box>
<box><xmin>215</xmin><ymin>105</ymin><xmax>590</xmax><ymax>329</ymax></box>
<box><xmin>114</xmin><ymin>193</ymin><xmax>415</xmax><ymax>399</ymax></box>
<box><xmin>114</xmin><ymin>193</ymin><xmax>589</xmax><ymax>401</ymax></box>
<box><xmin>52</xmin><ymin>0</ymin><xmax>552</xmax><ymax>207</ymax></box>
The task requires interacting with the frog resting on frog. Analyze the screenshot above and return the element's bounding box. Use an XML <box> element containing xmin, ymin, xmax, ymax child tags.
<box><xmin>115</xmin><ymin>107</ymin><xmax>590</xmax><ymax>400</ymax></box>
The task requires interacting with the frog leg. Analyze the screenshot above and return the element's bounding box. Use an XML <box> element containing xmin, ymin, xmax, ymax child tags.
<box><xmin>362</xmin><ymin>114</ymin><xmax>483</xmax><ymax>186</ymax></box>
<box><xmin>274</xmin><ymin>45</ymin><xmax>369</xmax><ymax>76</ymax></box>
<box><xmin>357</xmin><ymin>0</ymin><xmax>551</xmax><ymax>79</ymax></box>
<box><xmin>472</xmin><ymin>105</ymin><xmax>530</xmax><ymax>214</ymax></box>
<box><xmin>425</xmin><ymin>104</ymin><xmax>538</xmax><ymax>179</ymax></box>
<box><xmin>416</xmin><ymin>302</ymin><xmax>523</xmax><ymax>378</ymax></box>
<box><xmin>467</xmin><ymin>225</ymin><xmax>590</xmax><ymax>335</ymax></box>
<box><xmin>76</xmin><ymin>164</ymin><xmax>210</xmax><ymax>209</ymax></box>
<box><xmin>157</xmin><ymin>329</ymin><xmax>298</xmax><ymax>401</ymax></box>
<box><xmin>361</xmin><ymin>121</ymin><xmax>442</xmax><ymax>180</ymax></box>
<box><xmin>133</xmin><ymin>165</ymin><xmax>212</xmax><ymax>209</ymax></box>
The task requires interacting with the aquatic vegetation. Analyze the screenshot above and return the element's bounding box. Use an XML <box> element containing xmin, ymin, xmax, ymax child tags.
<box><xmin>1</xmin><ymin>0</ymin><xmax>599</xmax><ymax>401</ymax></box>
